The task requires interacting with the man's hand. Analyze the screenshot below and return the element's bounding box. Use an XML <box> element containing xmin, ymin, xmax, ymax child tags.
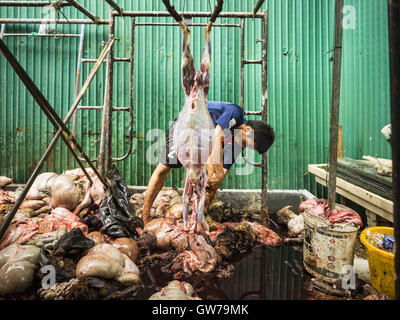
<box><xmin>206</xmin><ymin>162</ymin><xmax>225</xmax><ymax>190</ymax></box>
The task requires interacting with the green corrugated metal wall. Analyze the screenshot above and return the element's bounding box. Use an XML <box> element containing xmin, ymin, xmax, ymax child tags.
<box><xmin>0</xmin><ymin>0</ymin><xmax>391</xmax><ymax>197</ymax></box>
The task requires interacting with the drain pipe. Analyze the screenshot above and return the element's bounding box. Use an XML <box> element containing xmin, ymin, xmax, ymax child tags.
<box><xmin>388</xmin><ymin>0</ymin><xmax>400</xmax><ymax>301</ymax></box>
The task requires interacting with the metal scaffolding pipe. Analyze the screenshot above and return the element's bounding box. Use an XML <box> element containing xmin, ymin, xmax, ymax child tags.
<box><xmin>104</xmin><ymin>0</ymin><xmax>123</xmax><ymax>16</ymax></box>
<box><xmin>0</xmin><ymin>18</ymin><xmax>109</xmax><ymax>24</ymax></box>
<box><xmin>0</xmin><ymin>1</ymin><xmax>71</xmax><ymax>7</ymax></box>
<box><xmin>1</xmin><ymin>33</ymin><xmax>80</xmax><ymax>37</ymax></box>
<box><xmin>98</xmin><ymin>10</ymin><xmax>115</xmax><ymax>175</ymax></box>
<box><xmin>0</xmin><ymin>38</ymin><xmax>112</xmax><ymax>240</ymax></box>
<box><xmin>253</xmin><ymin>0</ymin><xmax>266</xmax><ymax>16</ymax></box>
<box><xmin>116</xmin><ymin>11</ymin><xmax>264</xmax><ymax>19</ymax></box>
<box><xmin>112</xmin><ymin>16</ymin><xmax>135</xmax><ymax>162</ymax></box>
<box><xmin>134</xmin><ymin>22</ymin><xmax>240</xmax><ymax>27</ymax></box>
<box><xmin>260</xmin><ymin>10</ymin><xmax>269</xmax><ymax>227</ymax></box>
<box><xmin>240</xmin><ymin>18</ymin><xmax>245</xmax><ymax>109</ymax></box>
<box><xmin>327</xmin><ymin>0</ymin><xmax>344</xmax><ymax>210</ymax></box>
<box><xmin>66</xmin><ymin>0</ymin><xmax>100</xmax><ymax>24</ymax></box>
<box><xmin>244</xmin><ymin>110</ymin><xmax>262</xmax><ymax>116</ymax></box>
<box><xmin>0</xmin><ymin>38</ymin><xmax>112</xmax><ymax>187</ymax></box>
<box><xmin>388</xmin><ymin>0</ymin><xmax>400</xmax><ymax>301</ymax></box>
<box><xmin>72</xmin><ymin>24</ymin><xmax>85</xmax><ymax>144</ymax></box>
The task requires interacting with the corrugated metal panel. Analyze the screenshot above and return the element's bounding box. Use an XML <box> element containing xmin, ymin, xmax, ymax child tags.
<box><xmin>340</xmin><ymin>0</ymin><xmax>391</xmax><ymax>160</ymax></box>
<box><xmin>0</xmin><ymin>0</ymin><xmax>391</xmax><ymax>197</ymax></box>
<box><xmin>266</xmin><ymin>0</ymin><xmax>336</xmax><ymax>196</ymax></box>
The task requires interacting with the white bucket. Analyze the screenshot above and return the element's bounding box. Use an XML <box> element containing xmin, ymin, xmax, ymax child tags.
<box><xmin>302</xmin><ymin>204</ymin><xmax>360</xmax><ymax>284</ymax></box>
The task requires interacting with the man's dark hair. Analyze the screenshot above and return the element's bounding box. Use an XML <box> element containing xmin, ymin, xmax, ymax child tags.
<box><xmin>246</xmin><ymin>120</ymin><xmax>275</xmax><ymax>154</ymax></box>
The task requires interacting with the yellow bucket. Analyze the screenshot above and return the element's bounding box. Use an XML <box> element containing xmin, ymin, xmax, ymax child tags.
<box><xmin>360</xmin><ymin>227</ymin><xmax>395</xmax><ymax>299</ymax></box>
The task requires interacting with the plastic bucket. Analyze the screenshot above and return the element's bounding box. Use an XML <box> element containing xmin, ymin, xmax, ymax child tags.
<box><xmin>302</xmin><ymin>205</ymin><xmax>360</xmax><ymax>284</ymax></box>
<box><xmin>360</xmin><ymin>227</ymin><xmax>395</xmax><ymax>299</ymax></box>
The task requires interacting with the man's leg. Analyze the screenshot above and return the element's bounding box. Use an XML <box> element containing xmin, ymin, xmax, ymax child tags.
<box><xmin>142</xmin><ymin>163</ymin><xmax>171</xmax><ymax>225</ymax></box>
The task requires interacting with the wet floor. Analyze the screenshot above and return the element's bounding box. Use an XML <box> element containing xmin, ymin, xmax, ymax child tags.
<box><xmin>141</xmin><ymin>243</ymin><xmax>317</xmax><ymax>300</ymax></box>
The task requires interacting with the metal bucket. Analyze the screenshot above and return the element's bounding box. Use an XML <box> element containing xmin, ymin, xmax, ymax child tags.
<box><xmin>302</xmin><ymin>204</ymin><xmax>360</xmax><ymax>284</ymax></box>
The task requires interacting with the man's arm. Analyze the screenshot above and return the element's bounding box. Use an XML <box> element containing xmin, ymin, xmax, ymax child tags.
<box><xmin>142</xmin><ymin>163</ymin><xmax>171</xmax><ymax>225</ymax></box>
<box><xmin>204</xmin><ymin>167</ymin><xmax>228</xmax><ymax>212</ymax></box>
<box><xmin>205</xmin><ymin>124</ymin><xmax>228</xmax><ymax>211</ymax></box>
<box><xmin>206</xmin><ymin>124</ymin><xmax>225</xmax><ymax>190</ymax></box>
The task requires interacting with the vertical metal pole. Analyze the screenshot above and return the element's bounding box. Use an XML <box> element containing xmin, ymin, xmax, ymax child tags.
<box><xmin>99</xmin><ymin>10</ymin><xmax>115</xmax><ymax>176</ymax></box>
<box><xmin>0</xmin><ymin>24</ymin><xmax>5</xmax><ymax>39</ymax></box>
<box><xmin>327</xmin><ymin>0</ymin><xmax>344</xmax><ymax>210</ymax></box>
<box><xmin>72</xmin><ymin>24</ymin><xmax>85</xmax><ymax>142</ymax></box>
<box><xmin>240</xmin><ymin>18</ymin><xmax>245</xmax><ymax>110</ymax></box>
<box><xmin>388</xmin><ymin>0</ymin><xmax>400</xmax><ymax>300</ymax></box>
<box><xmin>128</xmin><ymin>17</ymin><xmax>135</xmax><ymax>152</ymax></box>
<box><xmin>261</xmin><ymin>10</ymin><xmax>269</xmax><ymax>227</ymax></box>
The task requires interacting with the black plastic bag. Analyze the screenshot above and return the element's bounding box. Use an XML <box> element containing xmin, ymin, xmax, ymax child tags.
<box><xmin>98</xmin><ymin>167</ymin><xmax>143</xmax><ymax>239</ymax></box>
<box><xmin>38</xmin><ymin>228</ymin><xmax>95</xmax><ymax>284</ymax></box>
<box><xmin>54</xmin><ymin>228</ymin><xmax>95</xmax><ymax>259</ymax></box>
<box><xmin>39</xmin><ymin>248</ymin><xmax>76</xmax><ymax>283</ymax></box>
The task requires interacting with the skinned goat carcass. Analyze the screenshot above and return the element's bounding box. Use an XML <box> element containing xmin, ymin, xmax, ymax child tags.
<box><xmin>173</xmin><ymin>22</ymin><xmax>215</xmax><ymax>232</ymax></box>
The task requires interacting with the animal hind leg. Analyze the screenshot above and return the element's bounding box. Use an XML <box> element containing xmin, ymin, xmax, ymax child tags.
<box><xmin>180</xmin><ymin>22</ymin><xmax>195</xmax><ymax>97</ymax></box>
<box><xmin>194</xmin><ymin>23</ymin><xmax>212</xmax><ymax>97</ymax></box>
<box><xmin>182</xmin><ymin>174</ymin><xmax>192</xmax><ymax>230</ymax></box>
<box><xmin>194</xmin><ymin>169</ymin><xmax>207</xmax><ymax>233</ymax></box>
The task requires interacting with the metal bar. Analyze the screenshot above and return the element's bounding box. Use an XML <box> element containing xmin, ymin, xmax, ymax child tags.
<box><xmin>161</xmin><ymin>0</ymin><xmax>183</xmax><ymax>23</ymax></box>
<box><xmin>0</xmin><ymin>24</ymin><xmax>5</xmax><ymax>39</ymax></box>
<box><xmin>112</xmin><ymin>17</ymin><xmax>135</xmax><ymax>162</ymax></box>
<box><xmin>260</xmin><ymin>10</ymin><xmax>269</xmax><ymax>227</ymax></box>
<box><xmin>76</xmin><ymin>106</ymin><xmax>129</xmax><ymax>111</ymax></box>
<box><xmin>0</xmin><ymin>18</ymin><xmax>109</xmax><ymax>24</ymax></box>
<box><xmin>210</xmin><ymin>0</ymin><xmax>224</xmax><ymax>23</ymax></box>
<box><xmin>244</xmin><ymin>110</ymin><xmax>262</xmax><ymax>116</ymax></box>
<box><xmin>388</xmin><ymin>0</ymin><xmax>400</xmax><ymax>301</ymax></box>
<box><xmin>327</xmin><ymin>0</ymin><xmax>344</xmax><ymax>211</ymax></box>
<box><xmin>118</xmin><ymin>11</ymin><xmax>264</xmax><ymax>19</ymax></box>
<box><xmin>242</xmin><ymin>151</ymin><xmax>262</xmax><ymax>167</ymax></box>
<box><xmin>104</xmin><ymin>0</ymin><xmax>123</xmax><ymax>16</ymax></box>
<box><xmin>0</xmin><ymin>38</ymin><xmax>111</xmax><ymax>240</ymax></box>
<box><xmin>134</xmin><ymin>22</ymin><xmax>240</xmax><ymax>27</ymax></box>
<box><xmin>77</xmin><ymin>106</ymin><xmax>104</xmax><ymax>110</ymax></box>
<box><xmin>243</xmin><ymin>59</ymin><xmax>262</xmax><ymax>64</ymax></box>
<box><xmin>0</xmin><ymin>38</ymin><xmax>93</xmax><ymax>186</ymax></box>
<box><xmin>0</xmin><ymin>24</ymin><xmax>5</xmax><ymax>56</ymax></box>
<box><xmin>0</xmin><ymin>38</ymin><xmax>111</xmax><ymax>188</ymax></box>
<box><xmin>2</xmin><ymin>33</ymin><xmax>80</xmax><ymax>37</ymax></box>
<box><xmin>82</xmin><ymin>58</ymin><xmax>130</xmax><ymax>63</ymax></box>
<box><xmin>0</xmin><ymin>1</ymin><xmax>71</xmax><ymax>7</ymax></box>
<box><xmin>72</xmin><ymin>24</ymin><xmax>85</xmax><ymax>144</ymax></box>
<box><xmin>113</xmin><ymin>57</ymin><xmax>130</xmax><ymax>62</ymax></box>
<box><xmin>112</xmin><ymin>107</ymin><xmax>130</xmax><ymax>112</ymax></box>
<box><xmin>253</xmin><ymin>0</ymin><xmax>266</xmax><ymax>16</ymax></box>
<box><xmin>98</xmin><ymin>10</ymin><xmax>115</xmax><ymax>175</ymax></box>
<box><xmin>104</xmin><ymin>11</ymin><xmax>114</xmax><ymax>172</ymax></box>
<box><xmin>66</xmin><ymin>0</ymin><xmax>99</xmax><ymax>24</ymax></box>
<box><xmin>240</xmin><ymin>18</ymin><xmax>244</xmax><ymax>109</ymax></box>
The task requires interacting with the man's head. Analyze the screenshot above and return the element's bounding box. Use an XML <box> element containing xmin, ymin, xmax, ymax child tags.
<box><xmin>240</xmin><ymin>120</ymin><xmax>275</xmax><ymax>154</ymax></box>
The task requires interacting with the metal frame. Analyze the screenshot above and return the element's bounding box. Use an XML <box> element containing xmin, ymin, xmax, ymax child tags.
<box><xmin>0</xmin><ymin>3</ymin><xmax>271</xmax><ymax>229</ymax></box>
<box><xmin>1</xmin><ymin>0</ymin><xmax>398</xmax><ymax>300</ymax></box>
<box><xmin>0</xmin><ymin>36</ymin><xmax>113</xmax><ymax>239</ymax></box>
<box><xmin>388</xmin><ymin>0</ymin><xmax>400</xmax><ymax>301</ymax></box>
